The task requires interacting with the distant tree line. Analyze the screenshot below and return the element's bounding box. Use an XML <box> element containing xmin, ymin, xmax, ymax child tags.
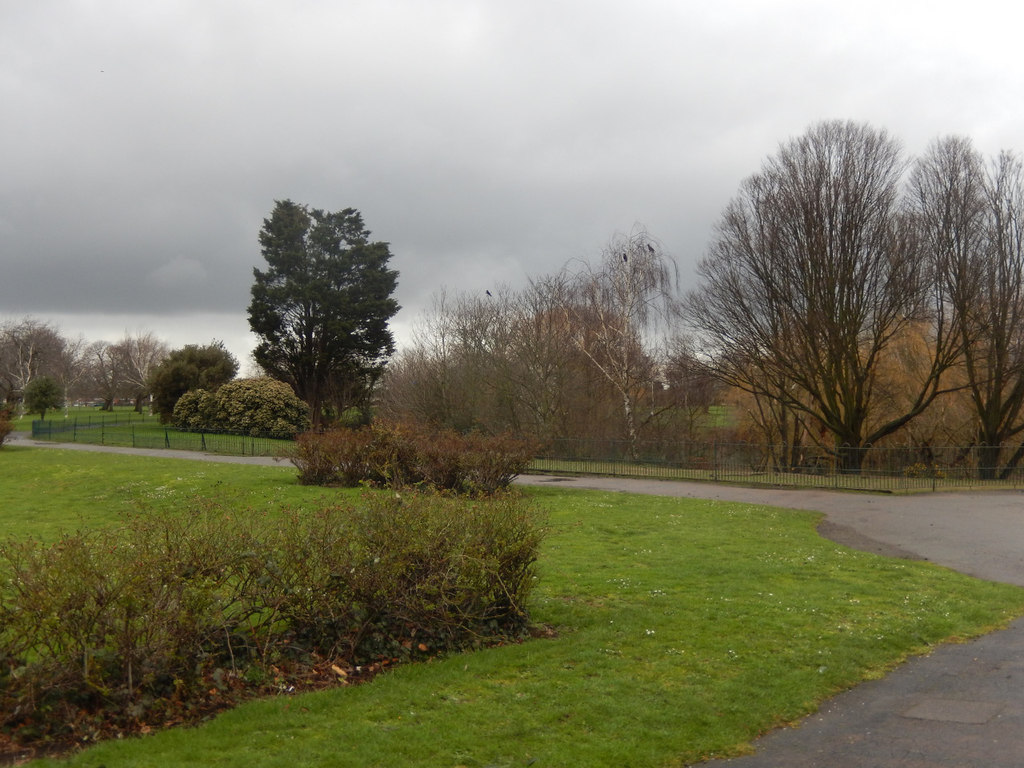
<box><xmin>11</xmin><ymin>126</ymin><xmax>1024</xmax><ymax>478</ymax></box>
<box><xmin>0</xmin><ymin>323</ymin><xmax>313</xmax><ymax>437</ymax></box>
<box><xmin>0</xmin><ymin>321</ymin><xmax>172</xmax><ymax>415</ymax></box>
<box><xmin>380</xmin><ymin>121</ymin><xmax>1024</xmax><ymax>479</ymax></box>
<box><xmin>378</xmin><ymin>227</ymin><xmax>721</xmax><ymax>454</ymax></box>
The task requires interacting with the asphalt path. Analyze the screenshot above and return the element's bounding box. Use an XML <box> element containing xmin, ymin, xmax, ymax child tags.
<box><xmin>10</xmin><ymin>434</ymin><xmax>1024</xmax><ymax>766</ymax></box>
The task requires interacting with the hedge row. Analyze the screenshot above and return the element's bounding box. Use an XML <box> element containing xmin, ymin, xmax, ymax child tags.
<box><xmin>0</xmin><ymin>492</ymin><xmax>545</xmax><ymax>747</ymax></box>
<box><xmin>290</xmin><ymin>421</ymin><xmax>538</xmax><ymax>494</ymax></box>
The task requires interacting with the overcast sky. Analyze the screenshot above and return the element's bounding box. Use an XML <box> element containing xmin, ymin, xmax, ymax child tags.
<box><xmin>4</xmin><ymin>0</ymin><xmax>1024</xmax><ymax>368</ymax></box>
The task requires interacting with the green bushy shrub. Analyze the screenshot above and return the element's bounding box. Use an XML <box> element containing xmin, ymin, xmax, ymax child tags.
<box><xmin>170</xmin><ymin>388</ymin><xmax>216</xmax><ymax>431</ymax></box>
<box><xmin>290</xmin><ymin>421</ymin><xmax>537</xmax><ymax>494</ymax></box>
<box><xmin>212</xmin><ymin>378</ymin><xmax>312</xmax><ymax>438</ymax></box>
<box><xmin>0</xmin><ymin>493</ymin><xmax>545</xmax><ymax>748</ymax></box>
<box><xmin>171</xmin><ymin>378</ymin><xmax>311</xmax><ymax>438</ymax></box>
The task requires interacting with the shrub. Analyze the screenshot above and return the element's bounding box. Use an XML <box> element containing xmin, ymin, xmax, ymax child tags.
<box><xmin>290</xmin><ymin>421</ymin><xmax>538</xmax><ymax>494</ymax></box>
<box><xmin>0</xmin><ymin>407</ymin><xmax>12</xmax><ymax>447</ymax></box>
<box><xmin>171</xmin><ymin>388</ymin><xmax>216</xmax><ymax>431</ymax></box>
<box><xmin>0</xmin><ymin>492</ymin><xmax>545</xmax><ymax>749</ymax></box>
<box><xmin>22</xmin><ymin>376</ymin><xmax>63</xmax><ymax>420</ymax></box>
<box><xmin>903</xmin><ymin>462</ymin><xmax>946</xmax><ymax>479</ymax></box>
<box><xmin>0</xmin><ymin>505</ymin><xmax>269</xmax><ymax>744</ymax></box>
<box><xmin>459</xmin><ymin>431</ymin><xmax>539</xmax><ymax>494</ymax></box>
<box><xmin>292</xmin><ymin>426</ymin><xmax>389</xmax><ymax>486</ymax></box>
<box><xmin>257</xmin><ymin>493</ymin><xmax>545</xmax><ymax>661</ymax></box>
<box><xmin>210</xmin><ymin>378</ymin><xmax>311</xmax><ymax>438</ymax></box>
<box><xmin>171</xmin><ymin>378</ymin><xmax>311</xmax><ymax>438</ymax></box>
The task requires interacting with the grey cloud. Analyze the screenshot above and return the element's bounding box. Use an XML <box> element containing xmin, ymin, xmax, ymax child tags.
<box><xmin>3</xmin><ymin>0</ymin><xmax>1024</xmax><ymax>368</ymax></box>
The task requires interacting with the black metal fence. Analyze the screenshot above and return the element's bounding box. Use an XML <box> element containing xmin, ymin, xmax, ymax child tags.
<box><xmin>531</xmin><ymin>438</ymin><xmax>1024</xmax><ymax>492</ymax></box>
<box><xmin>28</xmin><ymin>421</ymin><xmax>1024</xmax><ymax>492</ymax></box>
<box><xmin>31</xmin><ymin>418</ymin><xmax>288</xmax><ymax>458</ymax></box>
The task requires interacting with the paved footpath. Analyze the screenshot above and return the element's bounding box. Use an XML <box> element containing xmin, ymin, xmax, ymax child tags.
<box><xmin>12</xmin><ymin>435</ymin><xmax>1024</xmax><ymax>766</ymax></box>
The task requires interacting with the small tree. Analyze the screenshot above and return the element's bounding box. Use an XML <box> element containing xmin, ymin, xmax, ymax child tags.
<box><xmin>552</xmin><ymin>226</ymin><xmax>680</xmax><ymax>454</ymax></box>
<box><xmin>22</xmin><ymin>376</ymin><xmax>64</xmax><ymax>420</ymax></box>
<box><xmin>149</xmin><ymin>342</ymin><xmax>239</xmax><ymax>423</ymax></box>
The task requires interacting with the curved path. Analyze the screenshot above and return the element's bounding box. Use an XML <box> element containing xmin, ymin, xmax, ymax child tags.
<box><xmin>516</xmin><ymin>475</ymin><xmax>1024</xmax><ymax>768</ymax></box>
<box><xmin>11</xmin><ymin>435</ymin><xmax>1024</xmax><ymax>766</ymax></box>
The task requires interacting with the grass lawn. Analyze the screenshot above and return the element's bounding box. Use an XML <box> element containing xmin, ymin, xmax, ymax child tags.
<box><xmin>23</xmin><ymin>409</ymin><xmax>292</xmax><ymax>457</ymax></box>
<box><xmin>4</xmin><ymin>447</ymin><xmax>1023</xmax><ymax>767</ymax></box>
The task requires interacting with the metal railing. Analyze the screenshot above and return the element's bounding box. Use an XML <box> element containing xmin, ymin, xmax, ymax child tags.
<box><xmin>28</xmin><ymin>423</ymin><xmax>1024</xmax><ymax>492</ymax></box>
<box><xmin>529</xmin><ymin>438</ymin><xmax>1024</xmax><ymax>492</ymax></box>
<box><xmin>31</xmin><ymin>418</ymin><xmax>290</xmax><ymax>458</ymax></box>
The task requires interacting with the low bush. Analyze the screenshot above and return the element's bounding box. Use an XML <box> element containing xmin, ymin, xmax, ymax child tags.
<box><xmin>170</xmin><ymin>388</ymin><xmax>216</xmax><ymax>432</ymax></box>
<box><xmin>0</xmin><ymin>492</ymin><xmax>545</xmax><ymax>750</ymax></box>
<box><xmin>903</xmin><ymin>462</ymin><xmax>946</xmax><ymax>479</ymax></box>
<box><xmin>290</xmin><ymin>421</ymin><xmax>537</xmax><ymax>494</ymax></box>
<box><xmin>0</xmin><ymin>407</ymin><xmax>12</xmax><ymax>447</ymax></box>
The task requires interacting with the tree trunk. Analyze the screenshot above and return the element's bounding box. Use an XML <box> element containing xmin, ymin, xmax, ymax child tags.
<box><xmin>837</xmin><ymin>443</ymin><xmax>867</xmax><ymax>474</ymax></box>
<box><xmin>977</xmin><ymin>444</ymin><xmax>1002</xmax><ymax>481</ymax></box>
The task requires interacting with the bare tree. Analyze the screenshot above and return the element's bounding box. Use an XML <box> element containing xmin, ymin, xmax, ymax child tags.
<box><xmin>660</xmin><ymin>335</ymin><xmax>726</xmax><ymax>443</ymax></box>
<box><xmin>53</xmin><ymin>334</ymin><xmax>91</xmax><ymax>416</ymax></box>
<box><xmin>912</xmin><ymin>138</ymin><xmax>1024</xmax><ymax>476</ymax></box>
<box><xmin>381</xmin><ymin>283</ymin><xmax>620</xmax><ymax>442</ymax></box>
<box><xmin>503</xmin><ymin>279</ymin><xmax>601</xmax><ymax>441</ymax></box>
<box><xmin>112</xmin><ymin>332</ymin><xmax>169</xmax><ymax>412</ymax></box>
<box><xmin>0</xmin><ymin>318</ymin><xmax>65</xmax><ymax>410</ymax></box>
<box><xmin>686</xmin><ymin>121</ymin><xmax>961</xmax><ymax>471</ymax></box>
<box><xmin>380</xmin><ymin>290</ymin><xmax>483</xmax><ymax>431</ymax></box>
<box><xmin>555</xmin><ymin>226</ymin><xmax>680</xmax><ymax>453</ymax></box>
<box><xmin>85</xmin><ymin>341</ymin><xmax>127</xmax><ymax>411</ymax></box>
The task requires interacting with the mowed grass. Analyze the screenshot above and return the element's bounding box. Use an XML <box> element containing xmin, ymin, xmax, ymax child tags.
<box><xmin>24</xmin><ymin>408</ymin><xmax>293</xmax><ymax>456</ymax></box>
<box><xmin>0</xmin><ymin>446</ymin><xmax>325</xmax><ymax>540</ymax></box>
<box><xmin>5</xmin><ymin>448</ymin><xmax>1023</xmax><ymax>767</ymax></box>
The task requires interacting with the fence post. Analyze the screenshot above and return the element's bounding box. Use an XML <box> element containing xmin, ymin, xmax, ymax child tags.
<box><xmin>201</xmin><ymin>432</ymin><xmax>207</xmax><ymax>452</ymax></box>
<box><xmin>712</xmin><ymin>441</ymin><xmax>719</xmax><ymax>482</ymax></box>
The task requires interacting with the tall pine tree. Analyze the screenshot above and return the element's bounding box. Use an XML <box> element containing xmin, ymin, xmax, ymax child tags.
<box><xmin>248</xmin><ymin>200</ymin><xmax>399</xmax><ymax>426</ymax></box>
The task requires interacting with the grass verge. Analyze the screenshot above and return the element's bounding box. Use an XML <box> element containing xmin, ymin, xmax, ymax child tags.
<box><xmin>4</xmin><ymin>448</ymin><xmax>1023</xmax><ymax>767</ymax></box>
